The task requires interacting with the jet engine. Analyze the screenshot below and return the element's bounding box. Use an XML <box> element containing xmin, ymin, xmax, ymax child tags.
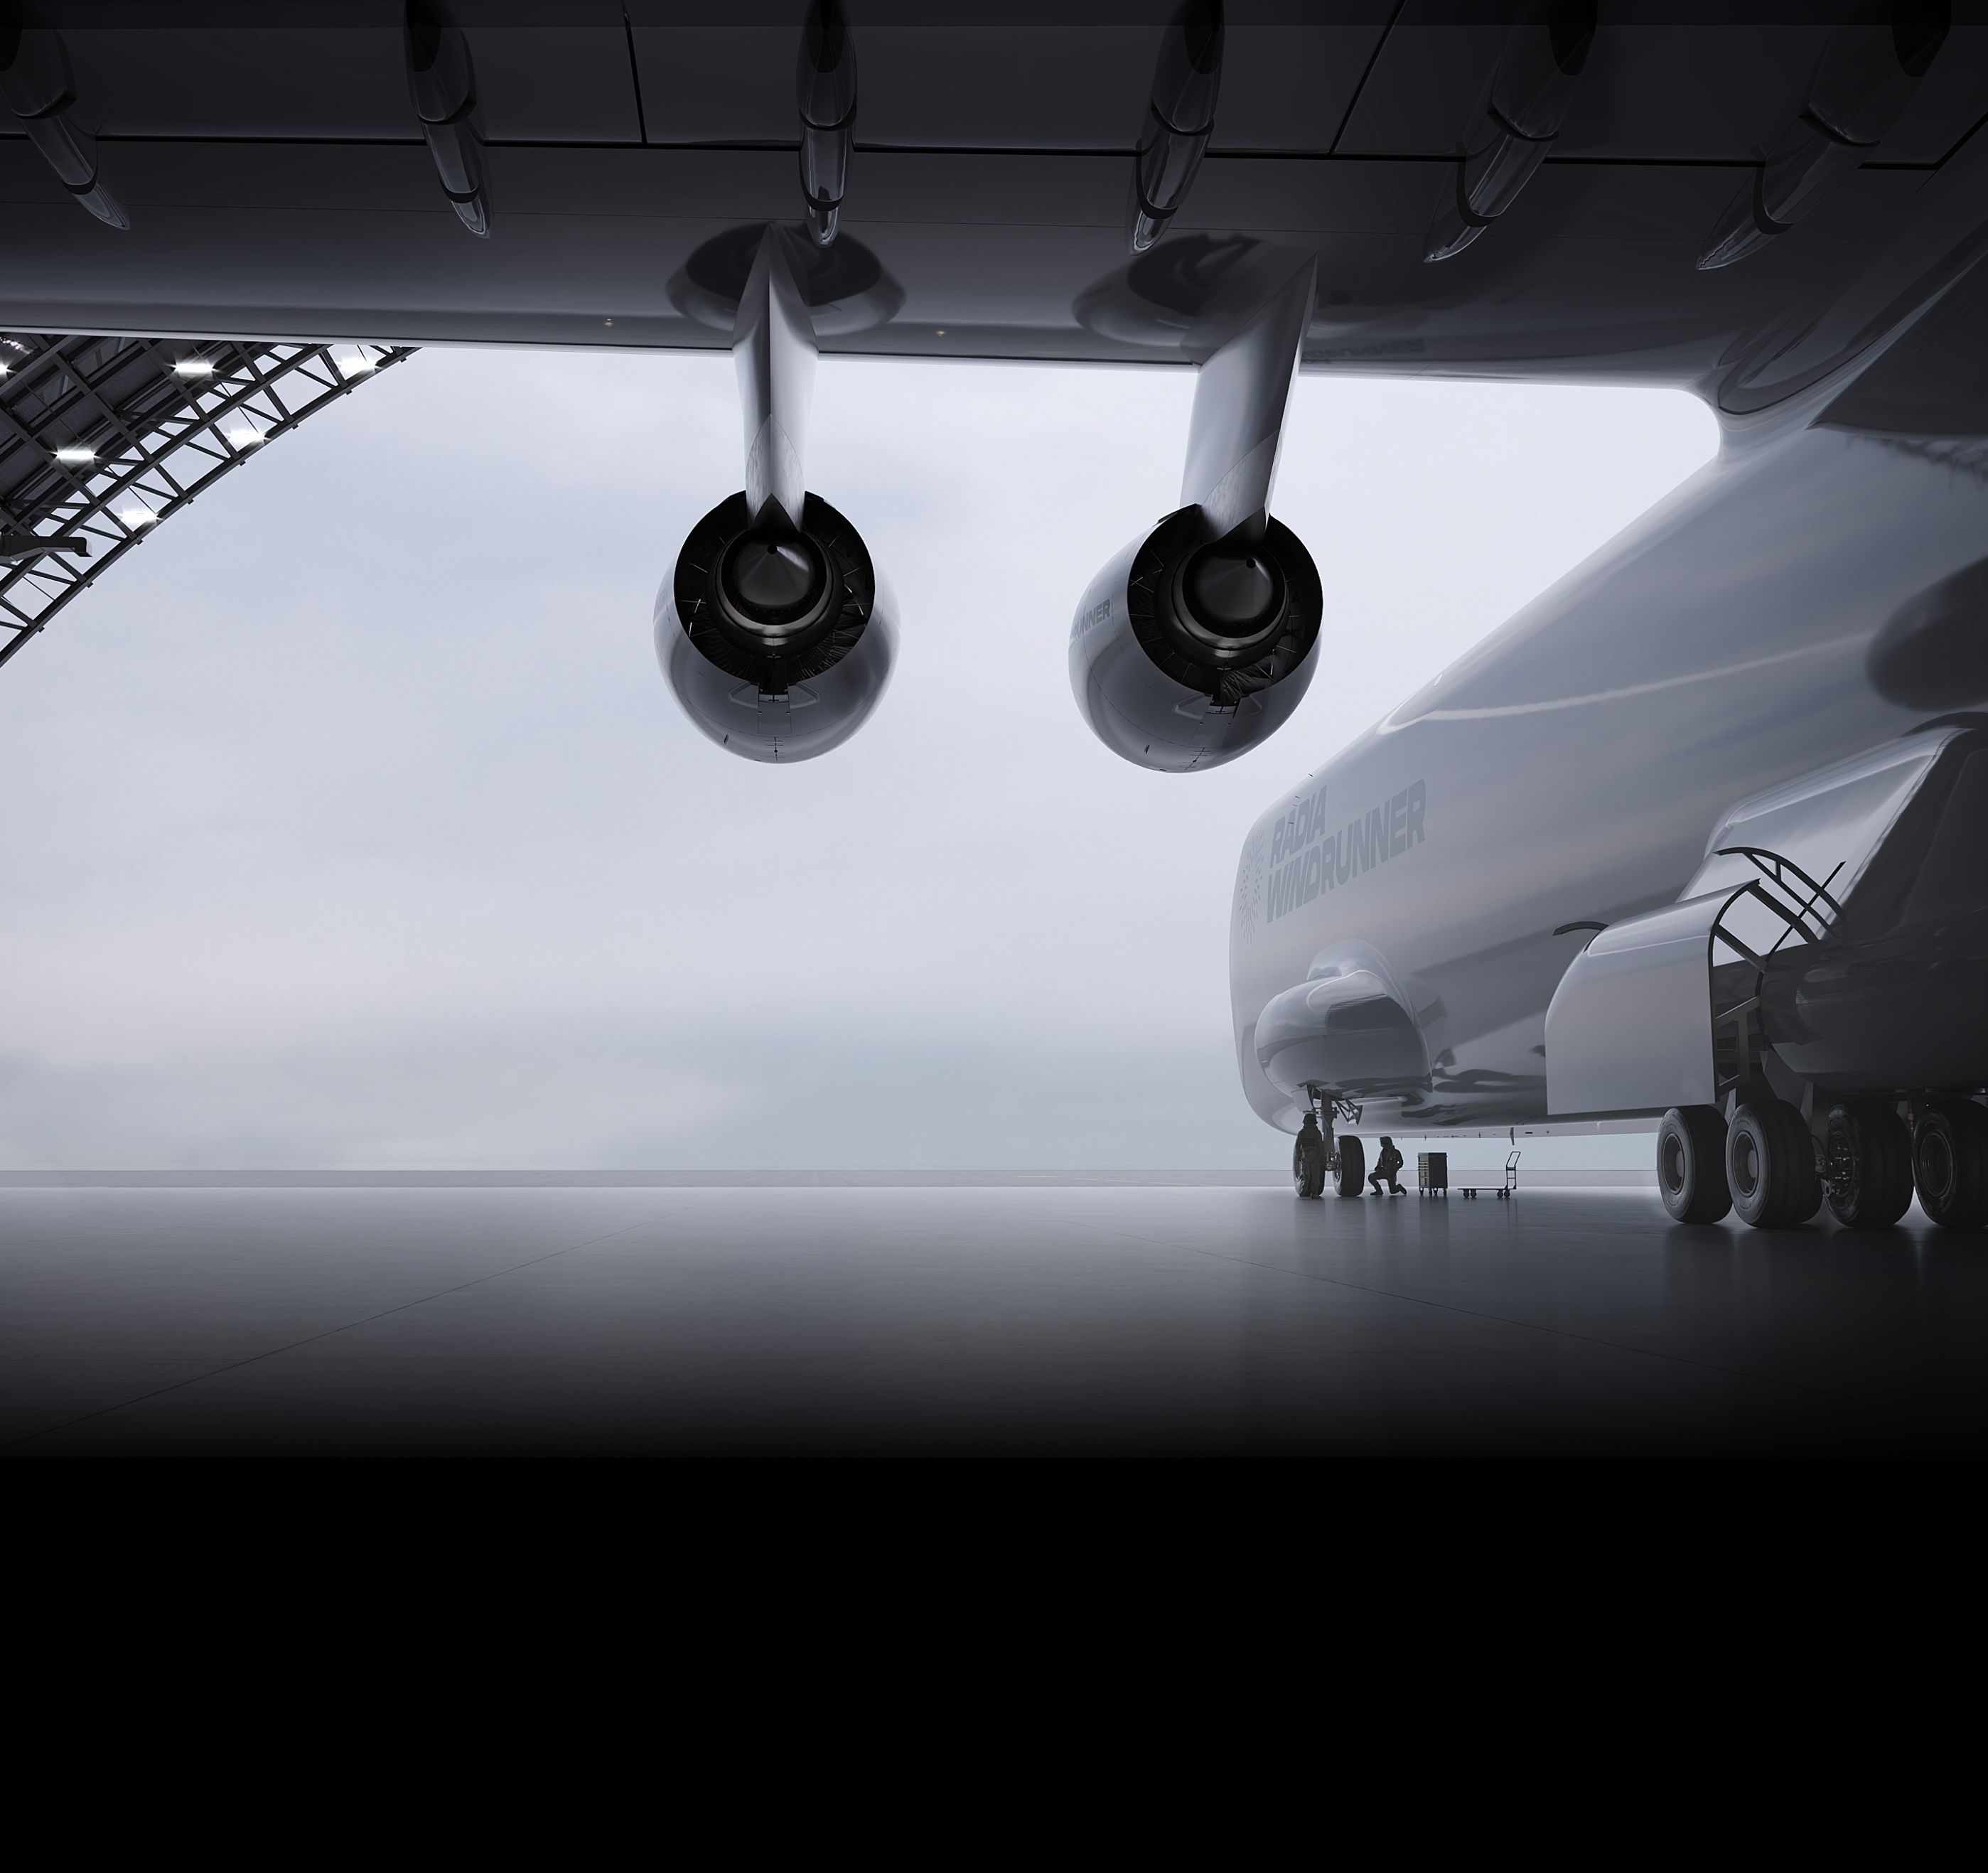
<box><xmin>657</xmin><ymin>490</ymin><xmax>896</xmax><ymax>763</ymax></box>
<box><xmin>1070</xmin><ymin>249</ymin><xmax>1321</xmax><ymax>771</ymax></box>
<box><xmin>657</xmin><ymin>209</ymin><xmax>896</xmax><ymax>763</ymax></box>
<box><xmin>1070</xmin><ymin>506</ymin><xmax>1320</xmax><ymax>772</ymax></box>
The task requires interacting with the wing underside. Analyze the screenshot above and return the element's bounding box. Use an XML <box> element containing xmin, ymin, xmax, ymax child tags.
<box><xmin>2</xmin><ymin>4</ymin><xmax>1984</xmax><ymax>399</ymax></box>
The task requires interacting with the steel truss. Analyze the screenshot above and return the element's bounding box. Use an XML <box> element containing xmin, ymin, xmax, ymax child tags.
<box><xmin>0</xmin><ymin>333</ymin><xmax>415</xmax><ymax>670</ymax></box>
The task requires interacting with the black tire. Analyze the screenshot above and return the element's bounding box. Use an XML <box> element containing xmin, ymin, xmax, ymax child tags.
<box><xmin>1727</xmin><ymin>1099</ymin><xmax>1823</xmax><ymax>1229</ymax></box>
<box><xmin>1294</xmin><ymin>1135</ymin><xmax>1326</xmax><ymax>1200</ymax></box>
<box><xmin>1334</xmin><ymin>1134</ymin><xmax>1366</xmax><ymax>1198</ymax></box>
<box><xmin>1824</xmin><ymin>1102</ymin><xmax>1914</xmax><ymax>1229</ymax></box>
<box><xmin>1913</xmin><ymin>1100</ymin><xmax>1988</xmax><ymax>1230</ymax></box>
<box><xmin>1657</xmin><ymin>1105</ymin><xmax>1731</xmax><ymax>1223</ymax></box>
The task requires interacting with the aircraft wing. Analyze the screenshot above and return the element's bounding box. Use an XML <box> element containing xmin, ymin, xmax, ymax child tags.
<box><xmin>6</xmin><ymin>3</ymin><xmax>1988</xmax><ymax>404</ymax></box>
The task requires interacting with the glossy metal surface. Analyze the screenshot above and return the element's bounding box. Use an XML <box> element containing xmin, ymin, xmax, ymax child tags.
<box><xmin>795</xmin><ymin>0</ymin><xmax>857</xmax><ymax>247</ymax></box>
<box><xmin>1130</xmin><ymin>0</ymin><xmax>1224</xmax><ymax>254</ymax></box>
<box><xmin>3</xmin><ymin>7</ymin><xmax>1986</xmax><ymax>391</ymax></box>
<box><xmin>657</xmin><ymin>221</ymin><xmax>895</xmax><ymax>761</ymax></box>
<box><xmin>1231</xmin><ymin>123</ymin><xmax>1988</xmax><ymax>1136</ymax></box>
<box><xmin>9</xmin><ymin>1183</ymin><xmax>1988</xmax><ymax>1457</ymax></box>
<box><xmin>1424</xmin><ymin>1</ymin><xmax>1594</xmax><ymax>264</ymax></box>
<box><xmin>1697</xmin><ymin>7</ymin><xmax>1947</xmax><ymax>272</ymax></box>
<box><xmin>658</xmin><ymin>545</ymin><xmax>897</xmax><ymax>763</ymax></box>
<box><xmin>1230</xmin><ymin>398</ymin><xmax>1988</xmax><ymax>1133</ymax></box>
<box><xmin>1761</xmin><ymin>733</ymin><xmax>1988</xmax><ymax>1093</ymax></box>
<box><xmin>1685</xmin><ymin>725</ymin><xmax>1958</xmax><ymax>913</ymax></box>
<box><xmin>1544</xmin><ymin>891</ymin><xmax>1734</xmax><ymax>1118</ymax></box>
<box><xmin>2</xmin><ymin>6</ymin><xmax>1985</xmax><ymax>1154</ymax></box>
<box><xmin>1256</xmin><ymin>944</ymin><xmax>1429</xmax><ymax>1102</ymax></box>
<box><xmin>1069</xmin><ymin>249</ymin><xmax>1320</xmax><ymax>770</ymax></box>
<box><xmin>1179</xmin><ymin>251</ymin><xmax>1313</xmax><ymax>540</ymax></box>
<box><xmin>1068</xmin><ymin>511</ymin><xmax>1319</xmax><ymax>772</ymax></box>
<box><xmin>404</xmin><ymin>0</ymin><xmax>493</xmax><ymax>237</ymax></box>
<box><xmin>734</xmin><ymin>225</ymin><xmax>815</xmax><ymax>531</ymax></box>
<box><xmin>0</xmin><ymin>21</ymin><xmax>128</xmax><ymax>230</ymax></box>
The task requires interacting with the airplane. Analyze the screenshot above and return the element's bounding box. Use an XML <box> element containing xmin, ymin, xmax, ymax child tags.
<box><xmin>2</xmin><ymin>2</ymin><xmax>1985</xmax><ymax>1232</ymax></box>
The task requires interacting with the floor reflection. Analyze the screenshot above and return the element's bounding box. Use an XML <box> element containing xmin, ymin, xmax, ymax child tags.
<box><xmin>4</xmin><ymin>1186</ymin><xmax>1984</xmax><ymax>1456</ymax></box>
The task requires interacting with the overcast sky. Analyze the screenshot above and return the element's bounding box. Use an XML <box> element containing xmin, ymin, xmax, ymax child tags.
<box><xmin>0</xmin><ymin>348</ymin><xmax>1714</xmax><ymax>1167</ymax></box>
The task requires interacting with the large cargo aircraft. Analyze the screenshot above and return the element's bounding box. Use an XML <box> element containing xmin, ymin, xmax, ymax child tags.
<box><xmin>4</xmin><ymin>3</ymin><xmax>1986</xmax><ymax>1229</ymax></box>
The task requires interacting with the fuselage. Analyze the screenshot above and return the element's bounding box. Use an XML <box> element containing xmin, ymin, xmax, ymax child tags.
<box><xmin>1229</xmin><ymin>403</ymin><xmax>1988</xmax><ymax>1136</ymax></box>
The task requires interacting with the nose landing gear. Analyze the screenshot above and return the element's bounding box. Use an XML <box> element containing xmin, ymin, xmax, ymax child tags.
<box><xmin>1293</xmin><ymin>1112</ymin><xmax>1326</xmax><ymax>1200</ymax></box>
<box><xmin>1294</xmin><ymin>1091</ymin><xmax>1366</xmax><ymax>1201</ymax></box>
<box><xmin>1333</xmin><ymin>1132</ymin><xmax>1366</xmax><ymax>1198</ymax></box>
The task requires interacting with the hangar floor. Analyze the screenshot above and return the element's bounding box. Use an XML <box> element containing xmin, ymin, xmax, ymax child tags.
<box><xmin>4</xmin><ymin>1182</ymin><xmax>1986</xmax><ymax>1458</ymax></box>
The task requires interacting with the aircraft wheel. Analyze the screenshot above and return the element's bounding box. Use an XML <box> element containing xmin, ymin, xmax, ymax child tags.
<box><xmin>1293</xmin><ymin>1134</ymin><xmax>1326</xmax><ymax>1201</ymax></box>
<box><xmin>1824</xmin><ymin>1102</ymin><xmax>1914</xmax><ymax>1229</ymax></box>
<box><xmin>1913</xmin><ymin>1100</ymin><xmax>1988</xmax><ymax>1230</ymax></box>
<box><xmin>1334</xmin><ymin>1134</ymin><xmax>1366</xmax><ymax>1198</ymax></box>
<box><xmin>1727</xmin><ymin>1099</ymin><xmax>1822</xmax><ymax>1229</ymax></box>
<box><xmin>1657</xmin><ymin>1105</ymin><xmax>1731</xmax><ymax>1223</ymax></box>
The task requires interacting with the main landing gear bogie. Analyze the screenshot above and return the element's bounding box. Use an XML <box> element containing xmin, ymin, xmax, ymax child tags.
<box><xmin>1824</xmin><ymin>1100</ymin><xmax>1914</xmax><ymax>1230</ymax></box>
<box><xmin>1658</xmin><ymin>1097</ymin><xmax>1828</xmax><ymax>1230</ymax></box>
<box><xmin>1658</xmin><ymin>1106</ymin><xmax>1731</xmax><ymax>1224</ymax></box>
<box><xmin>1726</xmin><ymin>1097</ymin><xmax>1823</xmax><ymax>1229</ymax></box>
<box><xmin>1911</xmin><ymin>1099</ymin><xmax>1988</xmax><ymax>1230</ymax></box>
<box><xmin>1662</xmin><ymin>1093</ymin><xmax>1988</xmax><ymax>1231</ymax></box>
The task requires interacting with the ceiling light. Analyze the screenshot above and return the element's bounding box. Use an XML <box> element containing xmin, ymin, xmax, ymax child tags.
<box><xmin>54</xmin><ymin>446</ymin><xmax>95</xmax><ymax>465</ymax></box>
<box><xmin>173</xmin><ymin>358</ymin><xmax>215</xmax><ymax>377</ymax></box>
<box><xmin>119</xmin><ymin>509</ymin><xmax>158</xmax><ymax>528</ymax></box>
<box><xmin>226</xmin><ymin>427</ymin><xmax>264</xmax><ymax>448</ymax></box>
<box><xmin>338</xmin><ymin>354</ymin><xmax>376</xmax><ymax>376</ymax></box>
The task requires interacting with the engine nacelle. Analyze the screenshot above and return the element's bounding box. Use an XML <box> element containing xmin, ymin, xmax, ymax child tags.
<box><xmin>657</xmin><ymin>490</ymin><xmax>896</xmax><ymax>763</ymax></box>
<box><xmin>1069</xmin><ymin>506</ymin><xmax>1321</xmax><ymax>773</ymax></box>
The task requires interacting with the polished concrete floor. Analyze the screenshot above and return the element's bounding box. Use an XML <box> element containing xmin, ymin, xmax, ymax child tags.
<box><xmin>4</xmin><ymin>1184</ymin><xmax>1986</xmax><ymax>1457</ymax></box>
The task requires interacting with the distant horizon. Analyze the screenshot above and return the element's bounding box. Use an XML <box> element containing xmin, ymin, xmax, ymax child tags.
<box><xmin>0</xmin><ymin>1166</ymin><xmax>1658</xmax><ymax>1188</ymax></box>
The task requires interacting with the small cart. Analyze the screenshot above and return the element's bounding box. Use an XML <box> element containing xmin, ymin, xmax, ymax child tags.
<box><xmin>1460</xmin><ymin>1150</ymin><xmax>1521</xmax><ymax>1200</ymax></box>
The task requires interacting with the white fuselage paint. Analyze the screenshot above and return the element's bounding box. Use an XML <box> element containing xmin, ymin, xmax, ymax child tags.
<box><xmin>1229</xmin><ymin>419</ymin><xmax>1980</xmax><ymax>1135</ymax></box>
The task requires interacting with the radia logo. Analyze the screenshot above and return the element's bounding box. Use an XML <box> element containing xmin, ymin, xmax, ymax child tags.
<box><xmin>1267</xmin><ymin>780</ymin><xmax>1426</xmax><ymax>923</ymax></box>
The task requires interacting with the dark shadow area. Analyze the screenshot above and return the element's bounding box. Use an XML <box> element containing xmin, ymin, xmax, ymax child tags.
<box><xmin>667</xmin><ymin>222</ymin><xmax>904</xmax><ymax>338</ymax></box>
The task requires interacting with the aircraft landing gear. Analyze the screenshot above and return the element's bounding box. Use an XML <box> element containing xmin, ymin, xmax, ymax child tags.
<box><xmin>1333</xmin><ymin>1133</ymin><xmax>1365</xmax><ymax>1198</ymax></box>
<box><xmin>1912</xmin><ymin>1100</ymin><xmax>1988</xmax><ymax>1230</ymax></box>
<box><xmin>1824</xmin><ymin>1101</ymin><xmax>1914</xmax><ymax>1230</ymax></box>
<box><xmin>1293</xmin><ymin>1119</ymin><xmax>1326</xmax><ymax>1201</ymax></box>
<box><xmin>1657</xmin><ymin>1105</ymin><xmax>1731</xmax><ymax>1224</ymax></box>
<box><xmin>1726</xmin><ymin>1097</ymin><xmax>1822</xmax><ymax>1228</ymax></box>
<box><xmin>1294</xmin><ymin>1093</ymin><xmax>1366</xmax><ymax>1201</ymax></box>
